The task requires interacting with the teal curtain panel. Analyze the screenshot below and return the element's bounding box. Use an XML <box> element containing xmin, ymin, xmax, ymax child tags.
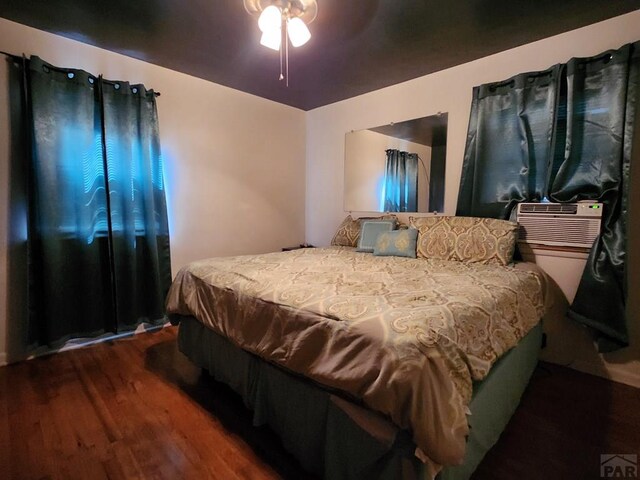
<box><xmin>383</xmin><ymin>149</ymin><xmax>418</xmax><ymax>212</ymax></box>
<box><xmin>550</xmin><ymin>44</ymin><xmax>639</xmax><ymax>352</ymax></box>
<box><xmin>456</xmin><ymin>65</ymin><xmax>562</xmax><ymax>219</ymax></box>
<box><xmin>100</xmin><ymin>77</ymin><xmax>172</xmax><ymax>331</ymax></box>
<box><xmin>24</xmin><ymin>56</ymin><xmax>171</xmax><ymax>348</ymax></box>
<box><xmin>456</xmin><ymin>42</ymin><xmax>639</xmax><ymax>352</ymax></box>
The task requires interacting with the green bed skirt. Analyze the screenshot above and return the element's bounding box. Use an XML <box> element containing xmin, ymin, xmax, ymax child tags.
<box><xmin>177</xmin><ymin>316</ymin><xmax>542</xmax><ymax>479</ymax></box>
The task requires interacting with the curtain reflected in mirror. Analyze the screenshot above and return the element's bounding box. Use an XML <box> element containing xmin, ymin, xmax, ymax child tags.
<box><xmin>344</xmin><ymin>113</ymin><xmax>447</xmax><ymax>213</ymax></box>
<box><xmin>383</xmin><ymin>149</ymin><xmax>418</xmax><ymax>212</ymax></box>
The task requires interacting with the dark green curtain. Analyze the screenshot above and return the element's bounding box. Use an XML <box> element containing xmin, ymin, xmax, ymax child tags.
<box><xmin>101</xmin><ymin>79</ymin><xmax>172</xmax><ymax>330</ymax></box>
<box><xmin>383</xmin><ymin>149</ymin><xmax>418</xmax><ymax>212</ymax></box>
<box><xmin>456</xmin><ymin>42</ymin><xmax>639</xmax><ymax>352</ymax></box>
<box><xmin>457</xmin><ymin>65</ymin><xmax>561</xmax><ymax>219</ymax></box>
<box><xmin>25</xmin><ymin>56</ymin><xmax>171</xmax><ymax>348</ymax></box>
<box><xmin>549</xmin><ymin>43</ymin><xmax>639</xmax><ymax>351</ymax></box>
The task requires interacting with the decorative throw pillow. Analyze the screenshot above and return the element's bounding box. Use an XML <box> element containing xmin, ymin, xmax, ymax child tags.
<box><xmin>331</xmin><ymin>214</ymin><xmax>398</xmax><ymax>247</ymax></box>
<box><xmin>374</xmin><ymin>228</ymin><xmax>418</xmax><ymax>258</ymax></box>
<box><xmin>409</xmin><ymin>216</ymin><xmax>518</xmax><ymax>266</ymax></box>
<box><xmin>356</xmin><ymin>220</ymin><xmax>397</xmax><ymax>253</ymax></box>
<box><xmin>331</xmin><ymin>215</ymin><xmax>360</xmax><ymax>247</ymax></box>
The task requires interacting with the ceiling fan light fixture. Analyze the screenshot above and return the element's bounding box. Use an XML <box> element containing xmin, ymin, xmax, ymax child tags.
<box><xmin>287</xmin><ymin>17</ymin><xmax>311</xmax><ymax>47</ymax></box>
<box><xmin>260</xmin><ymin>28</ymin><xmax>282</xmax><ymax>50</ymax></box>
<box><xmin>246</xmin><ymin>0</ymin><xmax>317</xmax><ymax>85</ymax></box>
<box><xmin>258</xmin><ymin>5</ymin><xmax>282</xmax><ymax>33</ymax></box>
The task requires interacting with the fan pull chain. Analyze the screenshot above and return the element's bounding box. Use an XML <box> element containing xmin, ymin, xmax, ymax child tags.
<box><xmin>279</xmin><ymin>17</ymin><xmax>284</xmax><ymax>81</ymax></box>
<box><xmin>285</xmin><ymin>22</ymin><xmax>289</xmax><ymax>87</ymax></box>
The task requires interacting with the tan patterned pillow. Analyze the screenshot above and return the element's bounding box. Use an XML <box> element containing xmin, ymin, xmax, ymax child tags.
<box><xmin>409</xmin><ymin>216</ymin><xmax>518</xmax><ymax>266</ymax></box>
<box><xmin>331</xmin><ymin>214</ymin><xmax>398</xmax><ymax>247</ymax></box>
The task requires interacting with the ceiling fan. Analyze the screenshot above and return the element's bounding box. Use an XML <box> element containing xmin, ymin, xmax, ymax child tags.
<box><xmin>243</xmin><ymin>0</ymin><xmax>318</xmax><ymax>85</ymax></box>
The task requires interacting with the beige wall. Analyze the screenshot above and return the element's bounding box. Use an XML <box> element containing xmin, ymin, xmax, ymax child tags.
<box><xmin>306</xmin><ymin>11</ymin><xmax>640</xmax><ymax>386</ymax></box>
<box><xmin>344</xmin><ymin>129</ymin><xmax>430</xmax><ymax>212</ymax></box>
<box><xmin>0</xmin><ymin>18</ymin><xmax>306</xmax><ymax>363</ymax></box>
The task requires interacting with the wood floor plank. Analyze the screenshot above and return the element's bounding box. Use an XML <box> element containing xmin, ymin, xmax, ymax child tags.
<box><xmin>72</xmin><ymin>354</ymin><xmax>124</xmax><ymax>443</ymax></box>
<box><xmin>0</xmin><ymin>366</ymin><xmax>11</xmax><ymax>480</ymax></box>
<box><xmin>473</xmin><ymin>363</ymin><xmax>640</xmax><ymax>480</ymax></box>
<box><xmin>1</xmin><ymin>326</ymin><xmax>638</xmax><ymax>480</ymax></box>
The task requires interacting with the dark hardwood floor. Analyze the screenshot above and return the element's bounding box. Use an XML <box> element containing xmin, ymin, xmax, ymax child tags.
<box><xmin>0</xmin><ymin>326</ymin><xmax>638</xmax><ymax>480</ymax></box>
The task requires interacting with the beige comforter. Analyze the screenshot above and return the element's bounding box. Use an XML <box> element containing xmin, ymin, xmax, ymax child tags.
<box><xmin>166</xmin><ymin>247</ymin><xmax>545</xmax><ymax>476</ymax></box>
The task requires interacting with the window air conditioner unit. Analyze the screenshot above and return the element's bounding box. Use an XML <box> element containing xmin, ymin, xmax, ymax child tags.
<box><xmin>516</xmin><ymin>202</ymin><xmax>603</xmax><ymax>249</ymax></box>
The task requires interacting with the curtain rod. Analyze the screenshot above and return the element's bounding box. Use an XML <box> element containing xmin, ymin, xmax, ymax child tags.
<box><xmin>0</xmin><ymin>50</ymin><xmax>161</xmax><ymax>97</ymax></box>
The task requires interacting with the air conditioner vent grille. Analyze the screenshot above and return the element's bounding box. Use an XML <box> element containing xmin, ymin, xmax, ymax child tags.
<box><xmin>518</xmin><ymin>221</ymin><xmax>600</xmax><ymax>247</ymax></box>
<box><xmin>519</xmin><ymin>203</ymin><xmax>578</xmax><ymax>214</ymax></box>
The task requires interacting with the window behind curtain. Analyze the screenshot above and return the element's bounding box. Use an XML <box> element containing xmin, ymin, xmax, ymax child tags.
<box><xmin>456</xmin><ymin>42</ymin><xmax>640</xmax><ymax>352</ymax></box>
<box><xmin>457</xmin><ymin>66</ymin><xmax>561</xmax><ymax>219</ymax></box>
<box><xmin>26</xmin><ymin>56</ymin><xmax>171</xmax><ymax>348</ymax></box>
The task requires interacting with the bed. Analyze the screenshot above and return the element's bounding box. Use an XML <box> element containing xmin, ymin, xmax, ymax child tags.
<box><xmin>166</xmin><ymin>245</ymin><xmax>547</xmax><ymax>479</ymax></box>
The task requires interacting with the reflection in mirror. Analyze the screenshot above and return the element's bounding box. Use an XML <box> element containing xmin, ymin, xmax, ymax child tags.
<box><xmin>344</xmin><ymin>113</ymin><xmax>447</xmax><ymax>213</ymax></box>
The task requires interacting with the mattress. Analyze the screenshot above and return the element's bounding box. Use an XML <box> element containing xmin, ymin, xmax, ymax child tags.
<box><xmin>166</xmin><ymin>247</ymin><xmax>546</xmax><ymax>476</ymax></box>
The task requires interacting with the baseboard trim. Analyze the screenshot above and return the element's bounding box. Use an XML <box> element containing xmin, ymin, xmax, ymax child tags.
<box><xmin>1</xmin><ymin>323</ymin><xmax>168</xmax><ymax>366</ymax></box>
<box><xmin>568</xmin><ymin>359</ymin><xmax>640</xmax><ymax>389</ymax></box>
<box><xmin>57</xmin><ymin>322</ymin><xmax>166</xmax><ymax>354</ymax></box>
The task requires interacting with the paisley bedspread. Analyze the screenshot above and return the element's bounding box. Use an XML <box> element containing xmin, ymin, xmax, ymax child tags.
<box><xmin>166</xmin><ymin>247</ymin><xmax>546</xmax><ymax>476</ymax></box>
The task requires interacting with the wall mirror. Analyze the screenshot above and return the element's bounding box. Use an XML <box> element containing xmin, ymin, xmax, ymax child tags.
<box><xmin>344</xmin><ymin>113</ymin><xmax>447</xmax><ymax>213</ymax></box>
